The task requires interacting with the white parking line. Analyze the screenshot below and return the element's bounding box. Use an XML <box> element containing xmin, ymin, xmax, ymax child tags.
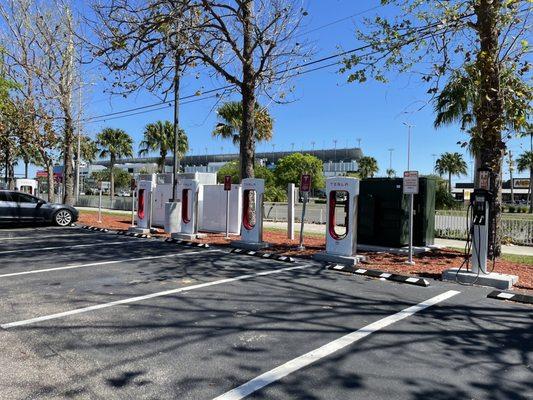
<box><xmin>0</xmin><ymin>241</ymin><xmax>128</xmax><ymax>255</ymax></box>
<box><xmin>0</xmin><ymin>249</ymin><xmax>223</xmax><ymax>278</ymax></box>
<box><xmin>1</xmin><ymin>264</ymin><xmax>313</xmax><ymax>329</ymax></box>
<box><xmin>213</xmin><ymin>290</ymin><xmax>461</xmax><ymax>400</ymax></box>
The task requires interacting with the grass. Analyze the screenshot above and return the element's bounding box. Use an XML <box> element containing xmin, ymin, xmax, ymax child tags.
<box><xmin>265</xmin><ymin>226</ymin><xmax>324</xmax><ymax>239</ymax></box>
<box><xmin>79</xmin><ymin>208</ymin><xmax>131</xmax><ymax>216</ymax></box>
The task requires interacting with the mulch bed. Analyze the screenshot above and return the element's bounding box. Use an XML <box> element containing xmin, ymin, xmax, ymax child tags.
<box><xmin>78</xmin><ymin>211</ymin><xmax>532</xmax><ymax>292</ymax></box>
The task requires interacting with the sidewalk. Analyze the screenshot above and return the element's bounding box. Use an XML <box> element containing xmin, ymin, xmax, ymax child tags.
<box><xmin>263</xmin><ymin>221</ymin><xmax>533</xmax><ymax>256</ymax></box>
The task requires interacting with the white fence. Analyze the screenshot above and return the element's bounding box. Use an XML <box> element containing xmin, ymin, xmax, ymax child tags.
<box><xmin>435</xmin><ymin>210</ymin><xmax>532</xmax><ymax>246</ymax></box>
<box><xmin>74</xmin><ymin>197</ymin><xmax>532</xmax><ymax>246</ymax></box>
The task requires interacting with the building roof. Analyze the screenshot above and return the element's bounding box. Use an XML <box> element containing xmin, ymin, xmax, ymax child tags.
<box><xmin>98</xmin><ymin>147</ymin><xmax>363</xmax><ymax>167</ymax></box>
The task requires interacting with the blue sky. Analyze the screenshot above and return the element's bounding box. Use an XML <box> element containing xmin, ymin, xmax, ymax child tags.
<box><xmin>18</xmin><ymin>0</ymin><xmax>531</xmax><ymax>181</ymax></box>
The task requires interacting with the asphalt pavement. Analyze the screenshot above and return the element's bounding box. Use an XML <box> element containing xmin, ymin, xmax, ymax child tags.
<box><xmin>0</xmin><ymin>225</ymin><xmax>531</xmax><ymax>399</ymax></box>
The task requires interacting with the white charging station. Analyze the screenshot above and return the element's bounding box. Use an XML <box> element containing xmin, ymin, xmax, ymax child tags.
<box><xmin>231</xmin><ymin>178</ymin><xmax>269</xmax><ymax>250</ymax></box>
<box><xmin>171</xmin><ymin>179</ymin><xmax>206</xmax><ymax>240</ymax></box>
<box><xmin>314</xmin><ymin>177</ymin><xmax>362</xmax><ymax>265</ymax></box>
<box><xmin>15</xmin><ymin>179</ymin><xmax>38</xmax><ymax>195</ymax></box>
<box><xmin>129</xmin><ymin>174</ymin><xmax>155</xmax><ymax>234</ymax></box>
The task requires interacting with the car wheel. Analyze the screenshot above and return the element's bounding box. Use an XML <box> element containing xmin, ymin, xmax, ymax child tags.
<box><xmin>54</xmin><ymin>209</ymin><xmax>73</xmax><ymax>226</ymax></box>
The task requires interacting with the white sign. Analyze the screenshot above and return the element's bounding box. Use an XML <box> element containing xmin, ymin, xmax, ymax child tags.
<box><xmin>403</xmin><ymin>171</ymin><xmax>419</xmax><ymax>194</ymax></box>
<box><xmin>98</xmin><ymin>181</ymin><xmax>111</xmax><ymax>190</ymax></box>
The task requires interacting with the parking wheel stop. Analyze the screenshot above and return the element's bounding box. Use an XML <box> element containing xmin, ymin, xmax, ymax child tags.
<box><xmin>230</xmin><ymin>248</ymin><xmax>295</xmax><ymax>263</ymax></box>
<box><xmin>487</xmin><ymin>290</ymin><xmax>533</xmax><ymax>305</ymax></box>
<box><xmin>326</xmin><ymin>263</ymin><xmax>430</xmax><ymax>287</ymax></box>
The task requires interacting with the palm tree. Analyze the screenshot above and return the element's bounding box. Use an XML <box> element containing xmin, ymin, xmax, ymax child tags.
<box><xmin>435</xmin><ymin>65</ymin><xmax>532</xmax><ymax>185</ymax></box>
<box><xmin>517</xmin><ymin>150</ymin><xmax>533</xmax><ymax>213</ymax></box>
<box><xmin>213</xmin><ymin>101</ymin><xmax>273</xmax><ymax>145</ymax></box>
<box><xmin>96</xmin><ymin>128</ymin><xmax>133</xmax><ymax>198</ymax></box>
<box><xmin>434</xmin><ymin>152</ymin><xmax>468</xmax><ymax>193</ymax></box>
<box><xmin>357</xmin><ymin>156</ymin><xmax>379</xmax><ymax>179</ymax></box>
<box><xmin>386</xmin><ymin>168</ymin><xmax>396</xmax><ymax>178</ymax></box>
<box><xmin>138</xmin><ymin>121</ymin><xmax>188</xmax><ymax>173</ymax></box>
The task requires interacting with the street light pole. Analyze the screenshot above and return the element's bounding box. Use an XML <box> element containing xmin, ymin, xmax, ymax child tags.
<box><xmin>403</xmin><ymin>122</ymin><xmax>414</xmax><ymax>170</ymax></box>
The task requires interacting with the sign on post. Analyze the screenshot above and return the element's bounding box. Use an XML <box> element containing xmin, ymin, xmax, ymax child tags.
<box><xmin>224</xmin><ymin>175</ymin><xmax>232</xmax><ymax>191</ymax></box>
<box><xmin>300</xmin><ymin>174</ymin><xmax>311</xmax><ymax>192</ymax></box>
<box><xmin>403</xmin><ymin>171</ymin><xmax>419</xmax><ymax>194</ymax></box>
<box><xmin>403</xmin><ymin>171</ymin><xmax>418</xmax><ymax>265</ymax></box>
<box><xmin>224</xmin><ymin>176</ymin><xmax>232</xmax><ymax>238</ymax></box>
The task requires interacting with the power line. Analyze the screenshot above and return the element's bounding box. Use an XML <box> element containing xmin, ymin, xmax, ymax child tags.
<box><xmin>295</xmin><ymin>4</ymin><xmax>385</xmax><ymax>38</ymax></box>
<box><xmin>84</xmin><ymin>15</ymin><xmax>469</xmax><ymax>123</ymax></box>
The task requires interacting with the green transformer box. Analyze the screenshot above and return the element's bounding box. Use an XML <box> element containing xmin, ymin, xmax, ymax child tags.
<box><xmin>357</xmin><ymin>177</ymin><xmax>436</xmax><ymax>247</ymax></box>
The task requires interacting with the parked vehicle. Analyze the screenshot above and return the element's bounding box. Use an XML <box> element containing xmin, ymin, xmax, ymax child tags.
<box><xmin>0</xmin><ymin>190</ymin><xmax>79</xmax><ymax>226</ymax></box>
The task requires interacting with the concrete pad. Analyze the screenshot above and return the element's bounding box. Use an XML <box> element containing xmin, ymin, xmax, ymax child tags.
<box><xmin>171</xmin><ymin>232</ymin><xmax>207</xmax><ymax>240</ymax></box>
<box><xmin>313</xmin><ymin>252</ymin><xmax>365</xmax><ymax>266</ymax></box>
<box><xmin>230</xmin><ymin>240</ymin><xmax>270</xmax><ymax>250</ymax></box>
<box><xmin>128</xmin><ymin>227</ymin><xmax>151</xmax><ymax>235</ymax></box>
<box><xmin>442</xmin><ymin>268</ymin><xmax>518</xmax><ymax>290</ymax></box>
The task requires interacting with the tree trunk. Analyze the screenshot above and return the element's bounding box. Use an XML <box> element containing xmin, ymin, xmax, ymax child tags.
<box><xmin>529</xmin><ymin>167</ymin><xmax>532</xmax><ymax>213</ymax></box>
<box><xmin>239</xmin><ymin>0</ymin><xmax>256</xmax><ymax>180</ymax></box>
<box><xmin>159</xmin><ymin>149</ymin><xmax>166</xmax><ymax>173</ymax></box>
<box><xmin>62</xmin><ymin>114</ymin><xmax>75</xmax><ymax>206</ymax></box>
<box><xmin>474</xmin><ymin>0</ymin><xmax>505</xmax><ymax>257</ymax></box>
<box><xmin>110</xmin><ymin>155</ymin><xmax>115</xmax><ymax>199</ymax></box>
<box><xmin>24</xmin><ymin>158</ymin><xmax>29</xmax><ymax>179</ymax></box>
<box><xmin>46</xmin><ymin>162</ymin><xmax>55</xmax><ymax>203</ymax></box>
<box><xmin>448</xmin><ymin>172</ymin><xmax>452</xmax><ymax>194</ymax></box>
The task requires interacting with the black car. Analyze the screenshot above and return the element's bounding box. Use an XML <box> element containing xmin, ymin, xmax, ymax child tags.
<box><xmin>0</xmin><ymin>190</ymin><xmax>79</xmax><ymax>226</ymax></box>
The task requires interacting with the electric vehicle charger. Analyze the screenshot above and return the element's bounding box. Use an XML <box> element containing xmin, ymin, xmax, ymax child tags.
<box><xmin>444</xmin><ymin>168</ymin><xmax>516</xmax><ymax>289</ymax></box>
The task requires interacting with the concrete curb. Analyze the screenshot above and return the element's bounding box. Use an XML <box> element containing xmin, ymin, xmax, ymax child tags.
<box><xmin>230</xmin><ymin>248</ymin><xmax>295</xmax><ymax>263</ymax></box>
<box><xmin>164</xmin><ymin>238</ymin><xmax>210</xmax><ymax>248</ymax></box>
<box><xmin>326</xmin><ymin>263</ymin><xmax>430</xmax><ymax>287</ymax></box>
<box><xmin>487</xmin><ymin>290</ymin><xmax>533</xmax><ymax>305</ymax></box>
<box><xmin>81</xmin><ymin>225</ymin><xmax>110</xmax><ymax>233</ymax></box>
<box><xmin>116</xmin><ymin>230</ymin><xmax>150</xmax><ymax>238</ymax></box>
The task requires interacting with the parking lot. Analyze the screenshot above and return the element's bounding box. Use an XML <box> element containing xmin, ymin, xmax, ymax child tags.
<box><xmin>0</xmin><ymin>226</ymin><xmax>531</xmax><ymax>399</ymax></box>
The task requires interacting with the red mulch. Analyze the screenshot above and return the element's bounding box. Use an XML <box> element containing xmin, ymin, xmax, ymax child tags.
<box><xmin>78</xmin><ymin>211</ymin><xmax>533</xmax><ymax>293</ymax></box>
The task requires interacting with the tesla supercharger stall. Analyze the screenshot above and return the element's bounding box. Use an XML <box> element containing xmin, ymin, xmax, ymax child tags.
<box><xmin>129</xmin><ymin>176</ymin><xmax>156</xmax><ymax>234</ymax></box>
<box><xmin>314</xmin><ymin>177</ymin><xmax>362</xmax><ymax>265</ymax></box>
<box><xmin>171</xmin><ymin>179</ymin><xmax>205</xmax><ymax>239</ymax></box>
<box><xmin>231</xmin><ymin>178</ymin><xmax>270</xmax><ymax>250</ymax></box>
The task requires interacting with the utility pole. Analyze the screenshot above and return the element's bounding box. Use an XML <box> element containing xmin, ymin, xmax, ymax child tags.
<box><xmin>508</xmin><ymin>150</ymin><xmax>514</xmax><ymax>204</ymax></box>
<box><xmin>388</xmin><ymin>148</ymin><xmax>394</xmax><ymax>170</ymax></box>
<box><xmin>171</xmin><ymin>52</ymin><xmax>181</xmax><ymax>201</ymax></box>
<box><xmin>75</xmin><ymin>83</ymin><xmax>82</xmax><ymax>202</ymax></box>
<box><xmin>357</xmin><ymin>138</ymin><xmax>362</xmax><ymax>149</ymax></box>
<box><xmin>291</xmin><ymin>142</ymin><xmax>295</xmax><ymax>152</ymax></box>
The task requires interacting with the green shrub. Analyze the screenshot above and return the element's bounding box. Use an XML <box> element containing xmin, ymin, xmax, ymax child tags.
<box><xmin>264</xmin><ymin>186</ymin><xmax>287</xmax><ymax>202</ymax></box>
<box><xmin>508</xmin><ymin>205</ymin><xmax>515</xmax><ymax>213</ymax></box>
